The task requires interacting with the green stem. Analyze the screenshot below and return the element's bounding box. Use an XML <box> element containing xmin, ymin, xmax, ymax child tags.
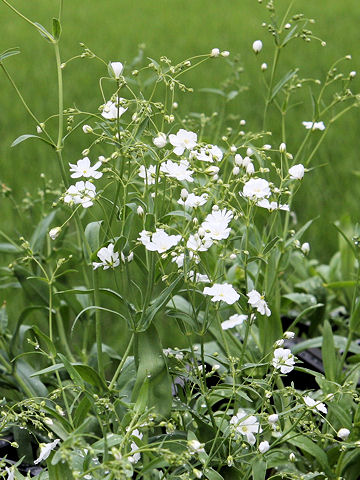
<box><xmin>109</xmin><ymin>333</ymin><xmax>135</xmax><ymax>389</ymax></box>
<box><xmin>54</xmin><ymin>42</ymin><xmax>64</xmax><ymax>150</ymax></box>
<box><xmin>263</xmin><ymin>46</ymin><xmax>280</xmax><ymax>130</ymax></box>
<box><xmin>93</xmin><ymin>270</ymin><xmax>104</xmax><ymax>378</ymax></box>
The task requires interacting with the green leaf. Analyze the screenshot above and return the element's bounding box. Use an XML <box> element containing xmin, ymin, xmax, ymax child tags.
<box><xmin>270</xmin><ymin>68</ymin><xmax>298</xmax><ymax>102</ymax></box>
<box><xmin>204</xmin><ymin>468</ymin><xmax>224</xmax><ymax>480</ymax></box>
<box><xmin>132</xmin><ymin>324</ymin><xmax>172</xmax><ymax>418</ymax></box>
<box><xmin>10</xmin><ymin>305</ymin><xmax>50</xmax><ymax>355</ymax></box>
<box><xmin>74</xmin><ymin>395</ymin><xmax>92</xmax><ymax>427</ymax></box>
<box><xmin>0</xmin><ymin>47</ymin><xmax>21</xmax><ymax>63</ymax></box>
<box><xmin>285</xmin><ymin>218</ymin><xmax>316</xmax><ymax>248</ymax></box>
<box><xmin>263</xmin><ymin>236</ymin><xmax>280</xmax><ymax>255</ymax></box>
<box><xmin>322</xmin><ymin>320</ymin><xmax>337</xmax><ymax>382</ymax></box>
<box><xmin>288</xmin><ymin>435</ymin><xmax>332</xmax><ymax>477</ymax></box>
<box><xmin>16</xmin><ymin>359</ymin><xmax>48</xmax><ymax>397</ymax></box>
<box><xmin>57</xmin><ymin>353</ymin><xmax>84</xmax><ymax>387</ymax></box>
<box><xmin>30</xmin><ymin>363</ymin><xmax>64</xmax><ymax>377</ymax></box>
<box><xmin>31</xmin><ymin>325</ymin><xmax>57</xmax><ymax>357</ymax></box>
<box><xmin>252</xmin><ymin>458</ymin><xmax>267</xmax><ymax>480</ymax></box>
<box><xmin>350</xmin><ymin>298</ymin><xmax>360</xmax><ymax>333</ymax></box>
<box><xmin>11</xmin><ymin>134</ymin><xmax>53</xmax><ymax>148</ymax></box>
<box><xmin>47</xmin><ymin>458</ymin><xmax>72</xmax><ymax>478</ymax></box>
<box><xmin>30</xmin><ymin>211</ymin><xmax>57</xmax><ymax>253</ymax></box>
<box><xmin>139</xmin><ymin>274</ymin><xmax>183</xmax><ymax>331</ymax></box>
<box><xmin>52</xmin><ymin>18</ymin><xmax>61</xmax><ymax>40</ymax></box>
<box><xmin>85</xmin><ymin>221</ymin><xmax>102</xmax><ymax>254</ymax></box>
<box><xmin>73</xmin><ymin>364</ymin><xmax>107</xmax><ymax>391</ymax></box>
<box><xmin>34</xmin><ymin>22</ymin><xmax>54</xmax><ymax>43</ymax></box>
<box><xmin>0</xmin><ymin>301</ymin><xmax>8</xmax><ymax>334</ymax></box>
<box><xmin>0</xmin><ymin>242</ymin><xmax>22</xmax><ymax>254</ymax></box>
<box><xmin>198</xmin><ymin>88</ymin><xmax>226</xmax><ymax>97</ymax></box>
<box><xmin>13</xmin><ymin>265</ymin><xmax>49</xmax><ymax>305</ymax></box>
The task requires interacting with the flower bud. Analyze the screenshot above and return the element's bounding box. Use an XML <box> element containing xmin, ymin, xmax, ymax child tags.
<box><xmin>82</xmin><ymin>124</ymin><xmax>93</xmax><ymax>134</ymax></box>
<box><xmin>258</xmin><ymin>441</ymin><xmax>270</xmax><ymax>453</ymax></box>
<box><xmin>210</xmin><ymin>48</ymin><xmax>220</xmax><ymax>57</ymax></box>
<box><xmin>252</xmin><ymin>40</ymin><xmax>263</xmax><ymax>53</ymax></box>
<box><xmin>49</xmin><ymin>227</ymin><xmax>61</xmax><ymax>240</ymax></box>
<box><xmin>110</xmin><ymin>61</ymin><xmax>124</xmax><ymax>79</ymax></box>
<box><xmin>279</xmin><ymin>142</ymin><xmax>286</xmax><ymax>153</ymax></box>
<box><xmin>350</xmin><ymin>71</ymin><xmax>357</xmax><ymax>78</ymax></box>
<box><xmin>301</xmin><ymin>242</ymin><xmax>310</xmax><ymax>254</ymax></box>
<box><xmin>284</xmin><ymin>331</ymin><xmax>295</xmax><ymax>339</ymax></box>
<box><xmin>153</xmin><ymin>132</ymin><xmax>167</xmax><ymax>148</ymax></box>
<box><xmin>221</xmin><ymin>50</ymin><xmax>230</xmax><ymax>57</ymax></box>
<box><xmin>289</xmin><ymin>452</ymin><xmax>296</xmax><ymax>462</ymax></box>
<box><xmin>337</xmin><ymin>428</ymin><xmax>350</xmax><ymax>440</ymax></box>
<box><xmin>137</xmin><ymin>205</ymin><xmax>144</xmax><ymax>216</ymax></box>
<box><xmin>261</xmin><ymin>62</ymin><xmax>268</xmax><ymax>71</ymax></box>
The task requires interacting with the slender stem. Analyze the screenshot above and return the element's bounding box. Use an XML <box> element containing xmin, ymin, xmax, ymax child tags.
<box><xmin>109</xmin><ymin>333</ymin><xmax>135</xmax><ymax>390</ymax></box>
<box><xmin>263</xmin><ymin>46</ymin><xmax>280</xmax><ymax>130</ymax></box>
<box><xmin>54</xmin><ymin>42</ymin><xmax>64</xmax><ymax>150</ymax></box>
<box><xmin>93</xmin><ymin>269</ymin><xmax>104</xmax><ymax>378</ymax></box>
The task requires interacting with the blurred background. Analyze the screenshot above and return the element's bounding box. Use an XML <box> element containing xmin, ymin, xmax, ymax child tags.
<box><xmin>0</xmin><ymin>0</ymin><xmax>359</xmax><ymax>261</ymax></box>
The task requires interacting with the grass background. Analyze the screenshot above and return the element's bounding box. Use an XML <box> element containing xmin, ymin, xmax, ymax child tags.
<box><xmin>0</xmin><ymin>0</ymin><xmax>360</xmax><ymax>261</ymax></box>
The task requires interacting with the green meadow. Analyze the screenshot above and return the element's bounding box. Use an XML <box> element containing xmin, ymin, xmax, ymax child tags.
<box><xmin>1</xmin><ymin>0</ymin><xmax>359</xmax><ymax>259</ymax></box>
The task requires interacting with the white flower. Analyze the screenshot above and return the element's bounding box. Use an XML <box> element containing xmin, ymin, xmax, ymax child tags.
<box><xmin>303</xmin><ymin>395</ymin><xmax>327</xmax><ymax>414</ymax></box>
<box><xmin>69</xmin><ymin>157</ymin><xmax>103</xmax><ymax>179</ymax></box>
<box><xmin>92</xmin><ymin>243</ymin><xmax>120</xmax><ymax>270</ymax></box>
<box><xmin>64</xmin><ymin>181</ymin><xmax>96</xmax><ymax>208</ymax></box>
<box><xmin>272</xmin><ymin>348</ymin><xmax>295</xmax><ymax>374</ymax></box>
<box><xmin>242</xmin><ymin>178</ymin><xmax>271</xmax><ymax>199</ymax></box>
<box><xmin>36</xmin><ymin>125</ymin><xmax>43</xmax><ymax>134</ymax></box>
<box><xmin>302</xmin><ymin>121</ymin><xmax>326</xmax><ymax>131</ymax></box>
<box><xmin>284</xmin><ymin>331</ymin><xmax>295</xmax><ymax>339</ymax></box>
<box><xmin>268</xmin><ymin>414</ymin><xmax>278</xmax><ymax>424</ymax></box>
<box><xmin>279</xmin><ymin>142</ymin><xmax>286</xmax><ymax>153</ymax></box>
<box><xmin>138</xmin><ymin>228</ymin><xmax>181</xmax><ymax>253</ymax></box>
<box><xmin>201</xmin><ymin>208</ymin><xmax>233</xmax><ymax>240</ymax></box>
<box><xmin>5</xmin><ymin>467</ymin><xmax>15</xmax><ymax>480</ymax></box>
<box><xmin>153</xmin><ymin>132</ymin><xmax>167</xmax><ymax>148</ymax></box>
<box><xmin>203</xmin><ymin>283</ymin><xmax>240</xmax><ymax>305</ymax></box>
<box><xmin>350</xmin><ymin>71</ymin><xmax>357</xmax><ymax>78</ymax></box>
<box><xmin>178</xmin><ymin>191</ymin><xmax>208</xmax><ymax>208</ymax></box>
<box><xmin>288</xmin><ymin>164</ymin><xmax>305</xmax><ymax>180</ymax></box>
<box><xmin>138</xmin><ymin>164</ymin><xmax>157</xmax><ymax>185</ymax></box>
<box><xmin>193</xmin><ymin>145</ymin><xmax>223</xmax><ymax>163</ymax></box>
<box><xmin>137</xmin><ymin>205</ymin><xmax>144</xmax><ymax>216</ymax></box>
<box><xmin>337</xmin><ymin>428</ymin><xmax>350</xmax><ymax>440</ymax></box>
<box><xmin>221</xmin><ymin>50</ymin><xmax>230</xmax><ymax>57</ymax></box>
<box><xmin>187</xmin><ymin>233</ymin><xmax>213</xmax><ymax>252</ymax></box>
<box><xmin>188</xmin><ymin>270</ymin><xmax>210</xmax><ymax>283</ymax></box>
<box><xmin>188</xmin><ymin>439</ymin><xmax>205</xmax><ymax>454</ymax></box>
<box><xmin>34</xmin><ymin>439</ymin><xmax>60</xmax><ymax>464</ymax></box>
<box><xmin>210</xmin><ymin>48</ymin><xmax>220</xmax><ymax>57</ymax></box>
<box><xmin>261</xmin><ymin>62</ymin><xmax>268</xmax><ymax>71</ymax></box>
<box><xmin>110</xmin><ymin>61</ymin><xmax>124</xmax><ymax>78</ymax></box>
<box><xmin>230</xmin><ymin>409</ymin><xmax>262</xmax><ymax>445</ymax></box>
<box><xmin>49</xmin><ymin>227</ymin><xmax>61</xmax><ymax>240</ymax></box>
<box><xmin>258</xmin><ymin>441</ymin><xmax>270</xmax><ymax>453</ymax></box>
<box><xmin>252</xmin><ymin>40</ymin><xmax>263</xmax><ymax>53</ymax></box>
<box><xmin>169</xmin><ymin>129</ymin><xmax>198</xmax><ymax>156</ymax></box>
<box><xmin>82</xmin><ymin>124</ymin><xmax>93</xmax><ymax>134</ymax></box>
<box><xmin>101</xmin><ymin>99</ymin><xmax>127</xmax><ymax>120</ymax></box>
<box><xmin>301</xmin><ymin>242</ymin><xmax>310</xmax><ymax>254</ymax></box>
<box><xmin>129</xmin><ymin>429</ymin><xmax>143</xmax><ymax>464</ymax></box>
<box><xmin>247</xmin><ymin>290</ymin><xmax>271</xmax><ymax>317</ymax></box>
<box><xmin>256</xmin><ymin>199</ymin><xmax>289</xmax><ymax>212</ymax></box>
<box><xmin>160</xmin><ymin>159</ymin><xmax>194</xmax><ymax>182</ymax></box>
<box><xmin>221</xmin><ymin>313</ymin><xmax>247</xmax><ymax>330</ymax></box>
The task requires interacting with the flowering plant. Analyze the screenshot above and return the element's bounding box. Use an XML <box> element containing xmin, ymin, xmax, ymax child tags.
<box><xmin>0</xmin><ymin>1</ymin><xmax>360</xmax><ymax>479</ymax></box>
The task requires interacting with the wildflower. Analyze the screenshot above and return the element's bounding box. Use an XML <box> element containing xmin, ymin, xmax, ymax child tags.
<box><xmin>201</xmin><ymin>208</ymin><xmax>233</xmax><ymax>240</ymax></box>
<box><xmin>82</xmin><ymin>124</ymin><xmax>93</xmax><ymax>134</ymax></box>
<box><xmin>160</xmin><ymin>159</ymin><xmax>194</xmax><ymax>182</ymax></box>
<box><xmin>101</xmin><ymin>99</ymin><xmax>127</xmax><ymax>120</ymax></box>
<box><xmin>36</xmin><ymin>125</ymin><xmax>43</xmax><ymax>133</ymax></box>
<box><xmin>69</xmin><ymin>157</ymin><xmax>103</xmax><ymax>179</ymax></box>
<box><xmin>256</xmin><ymin>198</ymin><xmax>289</xmax><ymax>211</ymax></box>
<box><xmin>187</xmin><ymin>232</ymin><xmax>213</xmax><ymax>252</ymax></box>
<box><xmin>203</xmin><ymin>283</ymin><xmax>240</xmax><ymax>305</ymax></box>
<box><xmin>49</xmin><ymin>227</ymin><xmax>61</xmax><ymax>240</ymax></box>
<box><xmin>177</xmin><ymin>191</ymin><xmax>208</xmax><ymax>208</ymax></box>
<box><xmin>302</xmin><ymin>121</ymin><xmax>326</xmax><ymax>131</ymax></box>
<box><xmin>284</xmin><ymin>331</ymin><xmax>295</xmax><ymax>339</ymax></box>
<box><xmin>242</xmin><ymin>178</ymin><xmax>271</xmax><ymax>199</ymax></box>
<box><xmin>110</xmin><ymin>61</ymin><xmax>124</xmax><ymax>78</ymax></box>
<box><xmin>268</xmin><ymin>414</ymin><xmax>278</xmax><ymax>424</ymax></box>
<box><xmin>169</xmin><ymin>129</ymin><xmax>198</xmax><ymax>156</ymax></box>
<box><xmin>272</xmin><ymin>348</ymin><xmax>295</xmax><ymax>374</ymax></box>
<box><xmin>34</xmin><ymin>439</ymin><xmax>60</xmax><ymax>465</ymax></box>
<box><xmin>221</xmin><ymin>313</ymin><xmax>247</xmax><ymax>330</ymax></box>
<box><xmin>279</xmin><ymin>143</ymin><xmax>286</xmax><ymax>153</ymax></box>
<box><xmin>138</xmin><ymin>229</ymin><xmax>181</xmax><ymax>253</ymax></box>
<box><xmin>230</xmin><ymin>409</ymin><xmax>262</xmax><ymax>445</ymax></box>
<box><xmin>129</xmin><ymin>429</ymin><xmax>143</xmax><ymax>464</ymax></box>
<box><xmin>64</xmin><ymin>181</ymin><xmax>96</xmax><ymax>208</ymax></box>
<box><xmin>337</xmin><ymin>428</ymin><xmax>350</xmax><ymax>440</ymax></box>
<box><xmin>303</xmin><ymin>395</ymin><xmax>327</xmax><ymax>414</ymax></box>
<box><xmin>350</xmin><ymin>71</ymin><xmax>357</xmax><ymax>78</ymax></box>
<box><xmin>5</xmin><ymin>467</ymin><xmax>15</xmax><ymax>480</ymax></box>
<box><xmin>301</xmin><ymin>242</ymin><xmax>310</xmax><ymax>254</ymax></box>
<box><xmin>258</xmin><ymin>441</ymin><xmax>270</xmax><ymax>453</ymax></box>
<box><xmin>221</xmin><ymin>50</ymin><xmax>230</xmax><ymax>57</ymax></box>
<box><xmin>153</xmin><ymin>132</ymin><xmax>167</xmax><ymax>148</ymax></box>
<box><xmin>289</xmin><ymin>164</ymin><xmax>305</xmax><ymax>180</ymax></box>
<box><xmin>138</xmin><ymin>164</ymin><xmax>157</xmax><ymax>185</ymax></box>
<box><xmin>252</xmin><ymin>40</ymin><xmax>263</xmax><ymax>53</ymax></box>
<box><xmin>247</xmin><ymin>290</ymin><xmax>271</xmax><ymax>316</ymax></box>
<box><xmin>188</xmin><ymin>439</ymin><xmax>205</xmax><ymax>454</ymax></box>
<box><xmin>210</xmin><ymin>48</ymin><xmax>220</xmax><ymax>57</ymax></box>
<box><xmin>92</xmin><ymin>243</ymin><xmax>120</xmax><ymax>270</ymax></box>
<box><xmin>193</xmin><ymin>468</ymin><xmax>203</xmax><ymax>479</ymax></box>
<box><xmin>289</xmin><ymin>452</ymin><xmax>296</xmax><ymax>462</ymax></box>
<box><xmin>193</xmin><ymin>144</ymin><xmax>223</xmax><ymax>163</ymax></box>
<box><xmin>188</xmin><ymin>271</ymin><xmax>210</xmax><ymax>283</ymax></box>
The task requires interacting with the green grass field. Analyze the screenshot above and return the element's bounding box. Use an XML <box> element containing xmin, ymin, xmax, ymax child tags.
<box><xmin>1</xmin><ymin>0</ymin><xmax>360</xmax><ymax>260</ymax></box>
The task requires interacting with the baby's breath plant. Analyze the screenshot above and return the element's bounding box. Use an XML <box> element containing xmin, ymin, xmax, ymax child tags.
<box><xmin>0</xmin><ymin>1</ymin><xmax>360</xmax><ymax>479</ymax></box>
